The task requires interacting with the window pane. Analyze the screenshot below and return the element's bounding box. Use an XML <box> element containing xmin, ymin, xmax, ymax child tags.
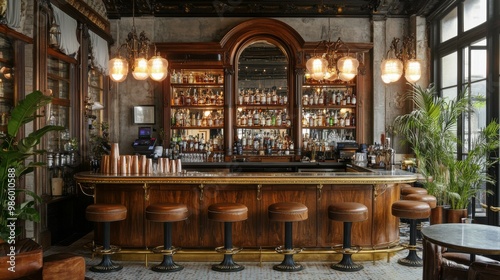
<box><xmin>464</xmin><ymin>81</ymin><xmax>487</xmax><ymax>153</ymax></box>
<box><xmin>470</xmin><ymin>49</ymin><xmax>487</xmax><ymax>82</ymax></box>
<box><xmin>464</xmin><ymin>47</ymin><xmax>469</xmax><ymax>82</ymax></box>
<box><xmin>464</xmin><ymin>0</ymin><xmax>487</xmax><ymax>32</ymax></box>
<box><xmin>441</xmin><ymin>7</ymin><xmax>458</xmax><ymax>42</ymax></box>
<box><xmin>441</xmin><ymin>87</ymin><xmax>457</xmax><ymax>102</ymax></box>
<box><xmin>441</xmin><ymin>52</ymin><xmax>458</xmax><ymax>87</ymax></box>
<box><xmin>472</xmin><ymin>38</ymin><xmax>487</xmax><ymax>46</ymax></box>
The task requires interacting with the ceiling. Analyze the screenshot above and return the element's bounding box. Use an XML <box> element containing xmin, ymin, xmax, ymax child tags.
<box><xmin>102</xmin><ymin>0</ymin><xmax>441</xmax><ymax>19</ymax></box>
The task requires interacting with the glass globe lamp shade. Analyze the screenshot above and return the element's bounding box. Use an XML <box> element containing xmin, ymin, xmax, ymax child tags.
<box><xmin>132</xmin><ymin>57</ymin><xmax>149</xmax><ymax>80</ymax></box>
<box><xmin>380</xmin><ymin>58</ymin><xmax>403</xmax><ymax>84</ymax></box>
<box><xmin>404</xmin><ymin>59</ymin><xmax>422</xmax><ymax>83</ymax></box>
<box><xmin>108</xmin><ymin>57</ymin><xmax>128</xmax><ymax>82</ymax></box>
<box><xmin>148</xmin><ymin>55</ymin><xmax>169</xmax><ymax>81</ymax></box>
<box><xmin>337</xmin><ymin>56</ymin><xmax>359</xmax><ymax>81</ymax></box>
<box><xmin>306</xmin><ymin>56</ymin><xmax>328</xmax><ymax>81</ymax></box>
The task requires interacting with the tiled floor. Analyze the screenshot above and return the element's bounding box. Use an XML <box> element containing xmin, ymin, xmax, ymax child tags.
<box><xmin>45</xmin><ymin>224</ymin><xmax>423</xmax><ymax>280</ymax></box>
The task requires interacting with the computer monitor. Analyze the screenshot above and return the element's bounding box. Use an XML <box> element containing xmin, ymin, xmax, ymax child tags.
<box><xmin>138</xmin><ymin>127</ymin><xmax>152</xmax><ymax>139</ymax></box>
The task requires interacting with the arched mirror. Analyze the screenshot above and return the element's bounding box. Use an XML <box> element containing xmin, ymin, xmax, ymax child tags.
<box><xmin>234</xmin><ymin>40</ymin><xmax>294</xmax><ymax>158</ymax></box>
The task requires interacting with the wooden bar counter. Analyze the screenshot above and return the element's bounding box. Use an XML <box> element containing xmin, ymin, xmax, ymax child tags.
<box><xmin>75</xmin><ymin>165</ymin><xmax>417</xmax><ymax>255</ymax></box>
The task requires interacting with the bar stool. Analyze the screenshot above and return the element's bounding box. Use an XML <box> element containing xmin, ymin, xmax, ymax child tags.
<box><xmin>146</xmin><ymin>203</ymin><xmax>189</xmax><ymax>272</ymax></box>
<box><xmin>392</xmin><ymin>200</ymin><xmax>431</xmax><ymax>267</ymax></box>
<box><xmin>268</xmin><ymin>202</ymin><xmax>308</xmax><ymax>272</ymax></box>
<box><xmin>328</xmin><ymin>202</ymin><xmax>368</xmax><ymax>272</ymax></box>
<box><xmin>400</xmin><ymin>186</ymin><xmax>428</xmax><ymax>199</ymax></box>
<box><xmin>85</xmin><ymin>204</ymin><xmax>127</xmax><ymax>272</ymax></box>
<box><xmin>208</xmin><ymin>202</ymin><xmax>248</xmax><ymax>272</ymax></box>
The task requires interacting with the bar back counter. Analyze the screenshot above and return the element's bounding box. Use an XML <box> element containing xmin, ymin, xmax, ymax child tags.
<box><xmin>75</xmin><ymin>163</ymin><xmax>417</xmax><ymax>261</ymax></box>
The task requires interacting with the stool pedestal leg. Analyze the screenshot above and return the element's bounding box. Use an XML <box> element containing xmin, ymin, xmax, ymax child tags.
<box><xmin>398</xmin><ymin>219</ymin><xmax>423</xmax><ymax>267</ymax></box>
<box><xmin>152</xmin><ymin>222</ymin><xmax>184</xmax><ymax>272</ymax></box>
<box><xmin>212</xmin><ymin>222</ymin><xmax>244</xmax><ymax>272</ymax></box>
<box><xmin>331</xmin><ymin>221</ymin><xmax>363</xmax><ymax>272</ymax></box>
<box><xmin>90</xmin><ymin>222</ymin><xmax>123</xmax><ymax>273</ymax></box>
<box><xmin>273</xmin><ymin>221</ymin><xmax>303</xmax><ymax>272</ymax></box>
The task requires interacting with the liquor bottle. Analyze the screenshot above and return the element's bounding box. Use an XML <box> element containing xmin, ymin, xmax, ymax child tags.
<box><xmin>345</xmin><ymin>112</ymin><xmax>351</xmax><ymax>126</ymax></box>
<box><xmin>351</xmin><ymin>93</ymin><xmax>357</xmax><ymax>105</ymax></box>
<box><xmin>188</xmin><ymin>72</ymin><xmax>194</xmax><ymax>84</ymax></box>
<box><xmin>271</xmin><ymin>90</ymin><xmax>278</xmax><ymax>105</ymax></box>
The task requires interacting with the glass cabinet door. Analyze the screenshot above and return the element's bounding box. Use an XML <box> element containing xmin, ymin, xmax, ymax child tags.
<box><xmin>234</xmin><ymin>41</ymin><xmax>293</xmax><ymax>159</ymax></box>
<box><xmin>0</xmin><ymin>34</ymin><xmax>14</xmax><ymax>136</ymax></box>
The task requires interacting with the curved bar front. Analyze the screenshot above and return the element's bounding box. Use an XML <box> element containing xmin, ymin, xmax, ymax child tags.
<box><xmin>75</xmin><ymin>169</ymin><xmax>416</xmax><ymax>253</ymax></box>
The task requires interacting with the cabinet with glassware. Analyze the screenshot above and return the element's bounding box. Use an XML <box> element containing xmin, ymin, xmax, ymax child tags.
<box><xmin>0</xmin><ymin>33</ymin><xmax>14</xmax><ymax>136</ymax></box>
<box><xmin>46</xmin><ymin>50</ymin><xmax>78</xmax><ymax>196</ymax></box>
<box><xmin>232</xmin><ymin>40</ymin><xmax>295</xmax><ymax>162</ymax></box>
<box><xmin>300</xmin><ymin>79</ymin><xmax>358</xmax><ymax>160</ymax></box>
<box><xmin>167</xmin><ymin>68</ymin><xmax>226</xmax><ymax>162</ymax></box>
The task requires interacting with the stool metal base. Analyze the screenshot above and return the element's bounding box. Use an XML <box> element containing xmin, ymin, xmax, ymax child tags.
<box><xmin>212</xmin><ymin>254</ymin><xmax>244</xmax><ymax>272</ymax></box>
<box><xmin>152</xmin><ymin>255</ymin><xmax>184</xmax><ymax>273</ymax></box>
<box><xmin>331</xmin><ymin>254</ymin><xmax>364</xmax><ymax>272</ymax></box>
<box><xmin>90</xmin><ymin>255</ymin><xmax>123</xmax><ymax>273</ymax></box>
<box><xmin>398</xmin><ymin>250</ymin><xmax>423</xmax><ymax>267</ymax></box>
<box><xmin>273</xmin><ymin>255</ymin><xmax>304</xmax><ymax>272</ymax></box>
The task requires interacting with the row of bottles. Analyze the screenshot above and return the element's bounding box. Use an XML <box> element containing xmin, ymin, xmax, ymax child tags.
<box><xmin>171</xmin><ymin>109</ymin><xmax>224</xmax><ymax>127</ymax></box>
<box><xmin>237</xmin><ymin>88</ymin><xmax>288</xmax><ymax>105</ymax></box>
<box><xmin>302</xmin><ymin>109</ymin><xmax>355</xmax><ymax>127</ymax></box>
<box><xmin>236</xmin><ymin>109</ymin><xmax>291</xmax><ymax>127</ymax></box>
<box><xmin>171</xmin><ymin>89</ymin><xmax>224</xmax><ymax>106</ymax></box>
<box><xmin>234</xmin><ymin>129</ymin><xmax>294</xmax><ymax>155</ymax></box>
<box><xmin>302</xmin><ymin>132</ymin><xmax>335</xmax><ymax>152</ymax></box>
<box><xmin>170</xmin><ymin>131</ymin><xmax>225</xmax><ymax>154</ymax></box>
<box><xmin>302</xmin><ymin>88</ymin><xmax>356</xmax><ymax>106</ymax></box>
<box><xmin>171</xmin><ymin>70</ymin><xmax>223</xmax><ymax>84</ymax></box>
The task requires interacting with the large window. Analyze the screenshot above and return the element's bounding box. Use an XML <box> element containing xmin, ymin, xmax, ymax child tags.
<box><xmin>432</xmin><ymin>0</ymin><xmax>500</xmax><ymax>224</ymax></box>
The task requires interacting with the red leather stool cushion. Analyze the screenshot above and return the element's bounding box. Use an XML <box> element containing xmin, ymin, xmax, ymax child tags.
<box><xmin>268</xmin><ymin>202</ymin><xmax>308</xmax><ymax>222</ymax></box>
<box><xmin>208</xmin><ymin>203</ymin><xmax>248</xmax><ymax>222</ymax></box>
<box><xmin>392</xmin><ymin>200</ymin><xmax>431</xmax><ymax>219</ymax></box>
<box><xmin>146</xmin><ymin>203</ymin><xmax>189</xmax><ymax>222</ymax></box>
<box><xmin>0</xmin><ymin>238</ymin><xmax>42</xmax><ymax>280</ymax></box>
<box><xmin>86</xmin><ymin>204</ymin><xmax>127</xmax><ymax>222</ymax></box>
<box><xmin>328</xmin><ymin>202</ymin><xmax>368</xmax><ymax>222</ymax></box>
<box><xmin>405</xmin><ymin>194</ymin><xmax>437</xmax><ymax>209</ymax></box>
<box><xmin>42</xmin><ymin>253</ymin><xmax>86</xmax><ymax>280</ymax></box>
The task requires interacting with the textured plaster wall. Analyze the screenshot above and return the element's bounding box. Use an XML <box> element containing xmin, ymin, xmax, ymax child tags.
<box><xmin>108</xmin><ymin>16</ymin><xmax>419</xmax><ymax>155</ymax></box>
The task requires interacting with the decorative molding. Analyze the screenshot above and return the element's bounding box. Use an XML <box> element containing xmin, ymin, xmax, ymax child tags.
<box><xmin>60</xmin><ymin>0</ymin><xmax>109</xmax><ymax>35</ymax></box>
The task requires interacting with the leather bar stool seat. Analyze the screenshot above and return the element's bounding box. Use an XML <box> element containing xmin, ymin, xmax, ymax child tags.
<box><xmin>86</xmin><ymin>204</ymin><xmax>127</xmax><ymax>222</ymax></box>
<box><xmin>208</xmin><ymin>203</ymin><xmax>248</xmax><ymax>272</ymax></box>
<box><xmin>146</xmin><ymin>203</ymin><xmax>189</xmax><ymax>272</ymax></box>
<box><xmin>392</xmin><ymin>200</ymin><xmax>431</xmax><ymax>267</ymax></box>
<box><xmin>328</xmin><ymin>202</ymin><xmax>368</xmax><ymax>272</ymax></box>
<box><xmin>42</xmin><ymin>253</ymin><xmax>86</xmax><ymax>280</ymax></box>
<box><xmin>405</xmin><ymin>194</ymin><xmax>437</xmax><ymax>209</ymax></box>
<box><xmin>86</xmin><ymin>204</ymin><xmax>127</xmax><ymax>273</ymax></box>
<box><xmin>401</xmin><ymin>187</ymin><xmax>428</xmax><ymax>199</ymax></box>
<box><xmin>208</xmin><ymin>203</ymin><xmax>248</xmax><ymax>222</ymax></box>
<box><xmin>268</xmin><ymin>202</ymin><xmax>308</xmax><ymax>272</ymax></box>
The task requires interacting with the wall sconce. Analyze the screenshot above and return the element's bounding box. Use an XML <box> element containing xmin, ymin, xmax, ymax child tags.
<box><xmin>108</xmin><ymin>0</ymin><xmax>168</xmax><ymax>83</ymax></box>
<box><xmin>381</xmin><ymin>35</ymin><xmax>421</xmax><ymax>84</ymax></box>
<box><xmin>306</xmin><ymin>37</ymin><xmax>360</xmax><ymax>82</ymax></box>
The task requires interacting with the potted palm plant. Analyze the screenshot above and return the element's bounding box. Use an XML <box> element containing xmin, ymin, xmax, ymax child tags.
<box><xmin>393</xmin><ymin>84</ymin><xmax>499</xmax><ymax>223</ymax></box>
<box><xmin>0</xmin><ymin>91</ymin><xmax>64</xmax><ymax>241</ymax></box>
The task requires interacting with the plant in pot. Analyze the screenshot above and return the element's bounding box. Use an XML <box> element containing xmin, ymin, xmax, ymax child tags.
<box><xmin>0</xmin><ymin>91</ymin><xmax>64</xmax><ymax>241</ymax></box>
<box><xmin>393</xmin><ymin>84</ymin><xmax>499</xmax><ymax>223</ymax></box>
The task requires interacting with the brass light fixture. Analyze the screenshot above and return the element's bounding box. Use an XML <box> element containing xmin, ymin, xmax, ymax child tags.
<box><xmin>306</xmin><ymin>37</ymin><xmax>360</xmax><ymax>82</ymax></box>
<box><xmin>381</xmin><ymin>35</ymin><xmax>421</xmax><ymax>84</ymax></box>
<box><xmin>108</xmin><ymin>0</ymin><xmax>168</xmax><ymax>82</ymax></box>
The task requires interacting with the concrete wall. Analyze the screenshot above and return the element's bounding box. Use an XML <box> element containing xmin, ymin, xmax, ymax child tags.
<box><xmin>108</xmin><ymin>16</ymin><xmax>424</xmax><ymax>156</ymax></box>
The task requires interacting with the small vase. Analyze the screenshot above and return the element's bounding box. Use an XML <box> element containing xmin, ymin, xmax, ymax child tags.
<box><xmin>446</xmin><ymin>208</ymin><xmax>467</xmax><ymax>223</ymax></box>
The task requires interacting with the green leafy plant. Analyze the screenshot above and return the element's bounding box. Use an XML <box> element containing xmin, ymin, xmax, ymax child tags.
<box><xmin>394</xmin><ymin>84</ymin><xmax>499</xmax><ymax>209</ymax></box>
<box><xmin>89</xmin><ymin>121</ymin><xmax>110</xmax><ymax>159</ymax></box>
<box><xmin>0</xmin><ymin>91</ymin><xmax>64</xmax><ymax>240</ymax></box>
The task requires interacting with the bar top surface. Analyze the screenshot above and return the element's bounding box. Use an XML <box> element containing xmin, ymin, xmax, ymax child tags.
<box><xmin>74</xmin><ymin>167</ymin><xmax>417</xmax><ymax>185</ymax></box>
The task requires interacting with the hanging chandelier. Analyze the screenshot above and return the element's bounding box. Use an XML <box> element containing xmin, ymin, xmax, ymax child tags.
<box><xmin>305</xmin><ymin>37</ymin><xmax>360</xmax><ymax>82</ymax></box>
<box><xmin>381</xmin><ymin>35</ymin><xmax>421</xmax><ymax>84</ymax></box>
<box><xmin>108</xmin><ymin>1</ymin><xmax>168</xmax><ymax>83</ymax></box>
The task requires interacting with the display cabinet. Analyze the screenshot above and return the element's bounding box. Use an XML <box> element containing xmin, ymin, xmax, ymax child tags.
<box><xmin>233</xmin><ymin>41</ymin><xmax>294</xmax><ymax>161</ymax></box>
<box><xmin>46</xmin><ymin>49</ymin><xmax>77</xmax><ymax>195</ymax></box>
<box><xmin>0</xmin><ymin>34</ymin><xmax>14</xmax><ymax>136</ymax></box>
<box><xmin>168</xmin><ymin>68</ymin><xmax>225</xmax><ymax>162</ymax></box>
<box><xmin>300</xmin><ymin>80</ymin><xmax>358</xmax><ymax>160</ymax></box>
